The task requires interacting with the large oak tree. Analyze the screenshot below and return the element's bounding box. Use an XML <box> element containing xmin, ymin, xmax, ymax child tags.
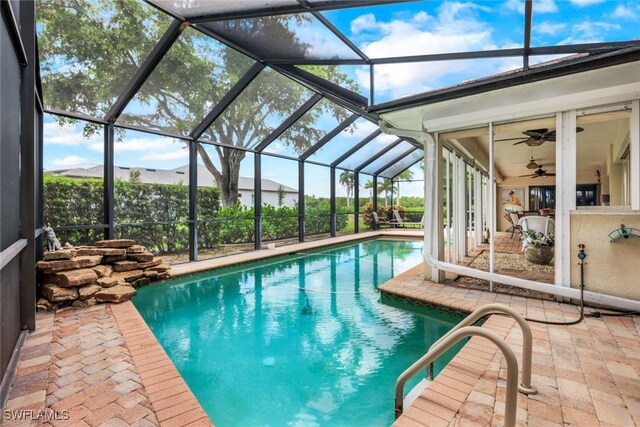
<box><xmin>38</xmin><ymin>0</ymin><xmax>359</xmax><ymax>206</ymax></box>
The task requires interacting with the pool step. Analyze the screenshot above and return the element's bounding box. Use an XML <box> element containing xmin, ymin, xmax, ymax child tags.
<box><xmin>404</xmin><ymin>378</ymin><xmax>432</xmax><ymax>408</ymax></box>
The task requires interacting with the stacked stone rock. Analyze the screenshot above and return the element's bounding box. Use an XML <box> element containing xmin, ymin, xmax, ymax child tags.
<box><xmin>36</xmin><ymin>239</ymin><xmax>170</xmax><ymax>311</ymax></box>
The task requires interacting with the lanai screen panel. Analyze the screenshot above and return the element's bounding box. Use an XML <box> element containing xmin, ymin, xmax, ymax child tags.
<box><xmin>262</xmin><ymin>98</ymin><xmax>350</xmax><ymax>158</ymax></box>
<box><xmin>202</xmin><ymin>68</ymin><xmax>314</xmax><ymax>149</ymax></box>
<box><xmin>379</xmin><ymin>149</ymin><xmax>423</xmax><ymax>178</ymax></box>
<box><xmin>148</xmin><ymin>0</ymin><xmax>302</xmax><ymax>18</ymax></box>
<box><xmin>336</xmin><ymin>133</ymin><xmax>398</xmax><ymax>170</ymax></box>
<box><xmin>307</xmin><ymin>118</ymin><xmax>377</xmax><ymax>165</ymax></box>
<box><xmin>360</xmin><ymin>140</ymin><xmax>413</xmax><ymax>175</ymax></box>
<box><xmin>37</xmin><ymin>0</ymin><xmax>172</xmax><ymax>119</ymax></box>
<box><xmin>117</xmin><ymin>27</ymin><xmax>255</xmax><ymax>136</ymax></box>
<box><xmin>202</xmin><ymin>13</ymin><xmax>360</xmax><ymax>60</ymax></box>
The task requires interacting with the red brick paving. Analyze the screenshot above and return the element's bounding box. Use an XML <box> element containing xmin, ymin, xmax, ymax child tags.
<box><xmin>3</xmin><ymin>304</ymin><xmax>210</xmax><ymax>427</ymax></box>
<box><xmin>382</xmin><ymin>264</ymin><xmax>640</xmax><ymax>427</ymax></box>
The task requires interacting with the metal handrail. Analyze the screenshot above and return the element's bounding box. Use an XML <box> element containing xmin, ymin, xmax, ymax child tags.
<box><xmin>427</xmin><ymin>303</ymin><xmax>537</xmax><ymax>395</ymax></box>
<box><xmin>394</xmin><ymin>326</ymin><xmax>519</xmax><ymax>427</ymax></box>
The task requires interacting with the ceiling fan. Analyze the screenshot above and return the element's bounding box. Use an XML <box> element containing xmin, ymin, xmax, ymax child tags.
<box><xmin>520</xmin><ymin>165</ymin><xmax>556</xmax><ymax>178</ymax></box>
<box><xmin>525</xmin><ymin>156</ymin><xmax>540</xmax><ymax>169</ymax></box>
<box><xmin>497</xmin><ymin>127</ymin><xmax>584</xmax><ymax>146</ymax></box>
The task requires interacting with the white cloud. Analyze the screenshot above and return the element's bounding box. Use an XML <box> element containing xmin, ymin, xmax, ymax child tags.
<box><xmin>352</xmin><ymin>3</ymin><xmax>524</xmax><ymax>100</ymax></box>
<box><xmin>613</xmin><ymin>4</ymin><xmax>639</xmax><ymax>19</ymax></box>
<box><xmin>535</xmin><ymin>22</ymin><xmax>566</xmax><ymax>36</ymax></box>
<box><xmin>569</xmin><ymin>0</ymin><xmax>606</xmax><ymax>5</ymax></box>
<box><xmin>503</xmin><ymin>0</ymin><xmax>557</xmax><ymax>14</ymax></box>
<box><xmin>351</xmin><ymin>13</ymin><xmax>378</xmax><ymax>33</ymax></box>
<box><xmin>559</xmin><ymin>21</ymin><xmax>621</xmax><ymax>44</ymax></box>
<box><xmin>43</xmin><ymin>121</ymin><xmax>102</xmax><ymax>146</ymax></box>
<box><xmin>50</xmin><ymin>156</ymin><xmax>95</xmax><ymax>168</ymax></box>
<box><xmin>140</xmin><ymin>150</ymin><xmax>188</xmax><ymax>161</ymax></box>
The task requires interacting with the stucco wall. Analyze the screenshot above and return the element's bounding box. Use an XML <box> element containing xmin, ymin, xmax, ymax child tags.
<box><xmin>570</xmin><ymin>211</ymin><xmax>640</xmax><ymax>301</ymax></box>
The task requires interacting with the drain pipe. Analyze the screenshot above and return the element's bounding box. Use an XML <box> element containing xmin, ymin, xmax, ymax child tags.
<box><xmin>379</xmin><ymin>120</ymin><xmax>640</xmax><ymax>312</ymax></box>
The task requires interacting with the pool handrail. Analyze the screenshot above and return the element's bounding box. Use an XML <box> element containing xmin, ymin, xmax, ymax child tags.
<box><xmin>394</xmin><ymin>326</ymin><xmax>519</xmax><ymax>427</ymax></box>
<box><xmin>427</xmin><ymin>303</ymin><xmax>537</xmax><ymax>395</ymax></box>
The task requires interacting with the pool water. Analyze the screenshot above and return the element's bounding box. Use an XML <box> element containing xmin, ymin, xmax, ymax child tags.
<box><xmin>133</xmin><ymin>239</ymin><xmax>465</xmax><ymax>426</ymax></box>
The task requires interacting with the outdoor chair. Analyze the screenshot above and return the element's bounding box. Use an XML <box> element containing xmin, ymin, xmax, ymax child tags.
<box><xmin>518</xmin><ymin>216</ymin><xmax>555</xmax><ymax>250</ymax></box>
<box><xmin>508</xmin><ymin>212</ymin><xmax>523</xmax><ymax>239</ymax></box>
<box><xmin>391</xmin><ymin>210</ymin><xmax>424</xmax><ymax>228</ymax></box>
<box><xmin>372</xmin><ymin>212</ymin><xmax>392</xmax><ymax>228</ymax></box>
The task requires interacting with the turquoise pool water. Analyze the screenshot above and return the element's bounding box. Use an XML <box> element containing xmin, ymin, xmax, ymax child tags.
<box><xmin>133</xmin><ymin>239</ymin><xmax>465</xmax><ymax>426</ymax></box>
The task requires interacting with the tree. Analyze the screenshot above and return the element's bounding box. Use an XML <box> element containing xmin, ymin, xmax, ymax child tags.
<box><xmin>378</xmin><ymin>178</ymin><xmax>394</xmax><ymax>206</ymax></box>
<box><xmin>38</xmin><ymin>0</ymin><xmax>359</xmax><ymax>207</ymax></box>
<box><xmin>339</xmin><ymin>171</ymin><xmax>354</xmax><ymax>206</ymax></box>
<box><xmin>364</xmin><ymin>179</ymin><xmax>375</xmax><ymax>201</ymax></box>
<box><xmin>276</xmin><ymin>185</ymin><xmax>286</xmax><ymax>207</ymax></box>
<box><xmin>393</xmin><ymin>169</ymin><xmax>414</xmax><ymax>205</ymax></box>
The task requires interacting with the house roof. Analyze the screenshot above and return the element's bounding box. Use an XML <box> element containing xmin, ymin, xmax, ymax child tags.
<box><xmin>49</xmin><ymin>164</ymin><xmax>297</xmax><ymax>192</ymax></box>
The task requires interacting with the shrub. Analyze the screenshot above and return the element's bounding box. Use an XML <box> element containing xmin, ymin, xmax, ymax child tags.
<box><xmin>360</xmin><ymin>202</ymin><xmax>408</xmax><ymax>227</ymax></box>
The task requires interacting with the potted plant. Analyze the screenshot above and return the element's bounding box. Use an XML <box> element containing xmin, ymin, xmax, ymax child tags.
<box><xmin>522</xmin><ymin>229</ymin><xmax>554</xmax><ymax>265</ymax></box>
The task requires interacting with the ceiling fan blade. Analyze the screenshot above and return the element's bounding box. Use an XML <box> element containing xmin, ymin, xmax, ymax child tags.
<box><xmin>519</xmin><ymin>173</ymin><xmax>534</xmax><ymax>177</ymax></box>
<box><xmin>576</xmin><ymin>127</ymin><xmax>584</xmax><ymax>133</ymax></box>
<box><xmin>513</xmin><ymin>140</ymin><xmax>532</xmax><ymax>145</ymax></box>
<box><xmin>523</xmin><ymin>128</ymin><xmax>548</xmax><ymax>137</ymax></box>
<box><xmin>496</xmin><ymin>137</ymin><xmax>531</xmax><ymax>142</ymax></box>
<box><xmin>544</xmin><ymin>173</ymin><xmax>556</xmax><ymax>176</ymax></box>
<box><xmin>531</xmin><ymin>175</ymin><xmax>539</xmax><ymax>179</ymax></box>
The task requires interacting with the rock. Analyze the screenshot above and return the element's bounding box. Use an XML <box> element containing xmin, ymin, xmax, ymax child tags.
<box><xmin>94</xmin><ymin>239</ymin><xmax>135</xmax><ymax>248</ymax></box>
<box><xmin>36</xmin><ymin>255</ymin><xmax>102</xmax><ymax>272</ymax></box>
<box><xmin>111</xmin><ymin>270</ymin><xmax>144</xmax><ymax>283</ymax></box>
<box><xmin>132</xmin><ymin>277</ymin><xmax>151</xmax><ymax>287</ymax></box>
<box><xmin>78</xmin><ymin>284</ymin><xmax>101</xmax><ymax>300</ymax></box>
<box><xmin>127</xmin><ymin>252</ymin><xmax>154</xmax><ymax>262</ymax></box>
<box><xmin>95</xmin><ymin>284</ymin><xmax>137</xmax><ymax>303</ymax></box>
<box><xmin>76</xmin><ymin>247</ymin><xmax>126</xmax><ymax>256</ymax></box>
<box><xmin>92</xmin><ymin>265</ymin><xmax>113</xmax><ymax>278</ymax></box>
<box><xmin>103</xmin><ymin>254</ymin><xmax>127</xmax><ymax>263</ymax></box>
<box><xmin>146</xmin><ymin>264</ymin><xmax>170</xmax><ymax>273</ymax></box>
<box><xmin>41</xmin><ymin>283</ymin><xmax>78</xmax><ymax>303</ymax></box>
<box><xmin>71</xmin><ymin>298</ymin><xmax>97</xmax><ymax>308</ymax></box>
<box><xmin>143</xmin><ymin>270</ymin><xmax>159</xmax><ymax>279</ymax></box>
<box><xmin>113</xmin><ymin>260</ymin><xmax>139</xmax><ymax>272</ymax></box>
<box><xmin>157</xmin><ymin>272</ymin><xmax>171</xmax><ymax>280</ymax></box>
<box><xmin>37</xmin><ymin>298</ymin><xmax>55</xmax><ymax>312</ymax></box>
<box><xmin>127</xmin><ymin>245</ymin><xmax>146</xmax><ymax>254</ymax></box>
<box><xmin>97</xmin><ymin>277</ymin><xmax>119</xmax><ymax>288</ymax></box>
<box><xmin>137</xmin><ymin>259</ymin><xmax>161</xmax><ymax>269</ymax></box>
<box><xmin>50</xmin><ymin>268</ymin><xmax>98</xmax><ymax>287</ymax></box>
<box><xmin>42</xmin><ymin>249</ymin><xmax>76</xmax><ymax>260</ymax></box>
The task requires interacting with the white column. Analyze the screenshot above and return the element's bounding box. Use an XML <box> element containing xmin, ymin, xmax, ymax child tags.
<box><xmin>475</xmin><ymin>169</ymin><xmax>482</xmax><ymax>247</ymax></box>
<box><xmin>556</xmin><ymin>110</ymin><xmax>577</xmax><ymax>289</ymax></box>
<box><xmin>423</xmin><ymin>133</ymin><xmax>442</xmax><ymax>282</ymax></box>
<box><xmin>488</xmin><ymin>122</ymin><xmax>495</xmax><ymax>291</ymax></box>
<box><xmin>631</xmin><ymin>100</ymin><xmax>640</xmax><ymax>210</ymax></box>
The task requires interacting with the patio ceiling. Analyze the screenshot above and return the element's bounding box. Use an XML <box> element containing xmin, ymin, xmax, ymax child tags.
<box><xmin>37</xmin><ymin>0</ymin><xmax>640</xmax><ymax>180</ymax></box>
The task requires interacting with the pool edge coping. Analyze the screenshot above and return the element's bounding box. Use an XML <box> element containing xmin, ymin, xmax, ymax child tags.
<box><xmin>378</xmin><ymin>264</ymin><xmax>518</xmax><ymax>426</ymax></box>
<box><xmin>167</xmin><ymin>230</ymin><xmax>424</xmax><ymax>279</ymax></box>
<box><xmin>110</xmin><ymin>301</ymin><xmax>214</xmax><ymax>427</ymax></box>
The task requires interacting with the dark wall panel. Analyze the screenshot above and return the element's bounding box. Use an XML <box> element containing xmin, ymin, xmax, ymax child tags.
<box><xmin>0</xmin><ymin>2</ymin><xmax>25</xmax><ymax>384</ymax></box>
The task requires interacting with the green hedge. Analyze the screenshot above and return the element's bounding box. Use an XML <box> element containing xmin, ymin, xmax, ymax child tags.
<box><xmin>44</xmin><ymin>175</ymin><xmax>347</xmax><ymax>252</ymax></box>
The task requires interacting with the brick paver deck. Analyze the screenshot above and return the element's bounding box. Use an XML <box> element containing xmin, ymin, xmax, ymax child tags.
<box><xmin>381</xmin><ymin>264</ymin><xmax>640</xmax><ymax>427</ymax></box>
<box><xmin>3</xmin><ymin>304</ymin><xmax>210</xmax><ymax>427</ymax></box>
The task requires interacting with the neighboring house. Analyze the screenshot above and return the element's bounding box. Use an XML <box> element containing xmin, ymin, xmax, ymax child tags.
<box><xmin>47</xmin><ymin>164</ymin><xmax>298</xmax><ymax>208</ymax></box>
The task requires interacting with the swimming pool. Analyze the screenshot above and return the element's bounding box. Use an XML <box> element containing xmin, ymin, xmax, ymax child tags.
<box><xmin>133</xmin><ymin>239</ymin><xmax>465</xmax><ymax>426</ymax></box>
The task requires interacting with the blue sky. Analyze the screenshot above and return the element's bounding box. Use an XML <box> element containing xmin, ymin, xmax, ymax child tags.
<box><xmin>43</xmin><ymin>0</ymin><xmax>639</xmax><ymax>198</ymax></box>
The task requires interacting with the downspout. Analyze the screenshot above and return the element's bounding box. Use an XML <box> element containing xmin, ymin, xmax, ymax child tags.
<box><xmin>378</xmin><ymin>120</ymin><xmax>640</xmax><ymax>312</ymax></box>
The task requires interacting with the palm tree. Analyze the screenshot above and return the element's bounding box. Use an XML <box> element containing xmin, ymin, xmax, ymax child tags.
<box><xmin>378</xmin><ymin>178</ymin><xmax>394</xmax><ymax>206</ymax></box>
<box><xmin>364</xmin><ymin>179</ymin><xmax>375</xmax><ymax>201</ymax></box>
<box><xmin>393</xmin><ymin>169</ymin><xmax>414</xmax><ymax>205</ymax></box>
<box><xmin>339</xmin><ymin>171</ymin><xmax>355</xmax><ymax>206</ymax></box>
